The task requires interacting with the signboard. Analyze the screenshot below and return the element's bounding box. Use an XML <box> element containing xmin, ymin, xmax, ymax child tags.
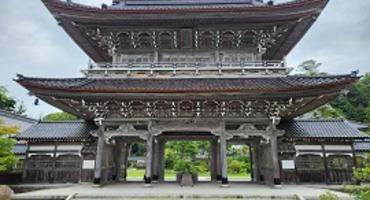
<box><xmin>83</xmin><ymin>160</ymin><xmax>95</xmax><ymax>169</ymax></box>
<box><xmin>282</xmin><ymin>160</ymin><xmax>295</xmax><ymax>169</ymax></box>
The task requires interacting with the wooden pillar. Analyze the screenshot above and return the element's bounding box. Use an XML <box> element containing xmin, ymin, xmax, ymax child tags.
<box><xmin>210</xmin><ymin>139</ymin><xmax>218</xmax><ymax>181</ymax></box>
<box><xmin>251</xmin><ymin>143</ymin><xmax>259</xmax><ymax>182</ymax></box>
<box><xmin>216</xmin><ymin>140</ymin><xmax>222</xmax><ymax>181</ymax></box>
<box><xmin>94</xmin><ymin>125</ymin><xmax>105</xmax><ymax>185</ymax></box>
<box><xmin>351</xmin><ymin>143</ymin><xmax>360</xmax><ymax>185</ymax></box>
<box><xmin>22</xmin><ymin>144</ymin><xmax>30</xmax><ymax>181</ymax></box>
<box><xmin>114</xmin><ymin>142</ymin><xmax>124</xmax><ymax>182</ymax></box>
<box><xmin>270</xmin><ymin>135</ymin><xmax>281</xmax><ymax>186</ymax></box>
<box><xmin>158</xmin><ymin>140</ymin><xmax>165</xmax><ymax>182</ymax></box>
<box><xmin>220</xmin><ymin>135</ymin><xmax>228</xmax><ymax>185</ymax></box>
<box><xmin>152</xmin><ymin>138</ymin><xmax>160</xmax><ymax>181</ymax></box>
<box><xmin>322</xmin><ymin>144</ymin><xmax>330</xmax><ymax>185</ymax></box>
<box><xmin>51</xmin><ymin>143</ymin><xmax>57</xmax><ymax>183</ymax></box>
<box><xmin>351</xmin><ymin>143</ymin><xmax>358</xmax><ymax>169</ymax></box>
<box><xmin>122</xmin><ymin>144</ymin><xmax>130</xmax><ymax>181</ymax></box>
<box><xmin>144</xmin><ymin>134</ymin><xmax>153</xmax><ymax>186</ymax></box>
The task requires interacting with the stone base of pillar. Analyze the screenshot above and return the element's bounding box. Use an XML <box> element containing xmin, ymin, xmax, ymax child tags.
<box><xmin>216</xmin><ymin>175</ymin><xmax>222</xmax><ymax>181</ymax></box>
<box><xmin>260</xmin><ymin>175</ymin><xmax>264</xmax><ymax>182</ymax></box>
<box><xmin>144</xmin><ymin>177</ymin><xmax>152</xmax><ymax>184</ymax></box>
<box><xmin>93</xmin><ymin>178</ymin><xmax>101</xmax><ymax>185</ymax></box>
<box><xmin>273</xmin><ymin>178</ymin><xmax>281</xmax><ymax>185</ymax></box>
<box><xmin>112</xmin><ymin>175</ymin><xmax>117</xmax><ymax>181</ymax></box>
<box><xmin>152</xmin><ymin>175</ymin><xmax>159</xmax><ymax>181</ymax></box>
<box><xmin>221</xmin><ymin>177</ymin><xmax>229</xmax><ymax>188</ymax></box>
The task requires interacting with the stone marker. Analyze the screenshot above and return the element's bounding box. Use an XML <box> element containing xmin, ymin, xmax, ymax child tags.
<box><xmin>180</xmin><ymin>173</ymin><xmax>194</xmax><ymax>187</ymax></box>
<box><xmin>0</xmin><ymin>185</ymin><xmax>13</xmax><ymax>200</ymax></box>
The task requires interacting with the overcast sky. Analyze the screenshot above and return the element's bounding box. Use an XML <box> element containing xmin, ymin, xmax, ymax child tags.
<box><xmin>0</xmin><ymin>0</ymin><xmax>369</xmax><ymax>119</ymax></box>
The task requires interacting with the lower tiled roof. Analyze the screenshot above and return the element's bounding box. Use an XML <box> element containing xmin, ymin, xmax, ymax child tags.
<box><xmin>17</xmin><ymin>121</ymin><xmax>97</xmax><ymax>141</ymax></box>
<box><xmin>16</xmin><ymin>74</ymin><xmax>357</xmax><ymax>94</ymax></box>
<box><xmin>17</xmin><ymin>119</ymin><xmax>369</xmax><ymax>141</ymax></box>
<box><xmin>279</xmin><ymin>119</ymin><xmax>369</xmax><ymax>139</ymax></box>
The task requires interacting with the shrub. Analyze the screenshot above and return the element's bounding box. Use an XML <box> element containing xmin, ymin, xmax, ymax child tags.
<box><xmin>345</xmin><ymin>186</ymin><xmax>370</xmax><ymax>200</ymax></box>
<box><xmin>354</xmin><ymin>167</ymin><xmax>370</xmax><ymax>182</ymax></box>
<box><xmin>228</xmin><ymin>160</ymin><xmax>244</xmax><ymax>174</ymax></box>
<box><xmin>319</xmin><ymin>192</ymin><xmax>338</xmax><ymax>200</ymax></box>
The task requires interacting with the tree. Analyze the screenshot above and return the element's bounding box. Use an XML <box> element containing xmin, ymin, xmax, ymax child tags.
<box><xmin>294</xmin><ymin>60</ymin><xmax>327</xmax><ymax>76</ymax></box>
<box><xmin>0</xmin><ymin>86</ymin><xmax>26</xmax><ymax>115</ymax></box>
<box><xmin>0</xmin><ymin>86</ymin><xmax>16</xmax><ymax>112</ymax></box>
<box><xmin>42</xmin><ymin>112</ymin><xmax>78</xmax><ymax>121</ymax></box>
<box><xmin>0</xmin><ymin>119</ymin><xmax>19</xmax><ymax>172</ymax></box>
<box><xmin>331</xmin><ymin>73</ymin><xmax>370</xmax><ymax>123</ymax></box>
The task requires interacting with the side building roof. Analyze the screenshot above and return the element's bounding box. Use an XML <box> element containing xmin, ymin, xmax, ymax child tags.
<box><xmin>279</xmin><ymin>119</ymin><xmax>369</xmax><ymax>140</ymax></box>
<box><xmin>17</xmin><ymin>121</ymin><xmax>97</xmax><ymax>142</ymax></box>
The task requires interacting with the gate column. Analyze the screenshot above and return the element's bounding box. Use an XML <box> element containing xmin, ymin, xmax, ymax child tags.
<box><xmin>94</xmin><ymin>120</ymin><xmax>105</xmax><ymax>185</ymax></box>
<box><xmin>144</xmin><ymin>134</ymin><xmax>154</xmax><ymax>186</ymax></box>
<box><xmin>220</xmin><ymin>134</ymin><xmax>228</xmax><ymax>186</ymax></box>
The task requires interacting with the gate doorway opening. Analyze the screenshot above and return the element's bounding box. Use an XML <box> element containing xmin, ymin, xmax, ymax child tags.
<box><xmin>126</xmin><ymin>142</ymin><xmax>146</xmax><ymax>181</ymax></box>
<box><xmin>164</xmin><ymin>140</ymin><xmax>212</xmax><ymax>182</ymax></box>
<box><xmin>227</xmin><ymin>144</ymin><xmax>252</xmax><ymax>182</ymax></box>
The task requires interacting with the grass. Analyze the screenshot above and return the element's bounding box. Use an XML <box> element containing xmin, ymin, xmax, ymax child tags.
<box><xmin>126</xmin><ymin>168</ymin><xmax>251</xmax><ymax>180</ymax></box>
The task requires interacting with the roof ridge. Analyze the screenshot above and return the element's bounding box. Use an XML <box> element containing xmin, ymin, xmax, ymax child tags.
<box><xmin>287</xmin><ymin>74</ymin><xmax>353</xmax><ymax>79</ymax></box>
<box><xmin>39</xmin><ymin>120</ymin><xmax>87</xmax><ymax>123</ymax></box>
<box><xmin>292</xmin><ymin>119</ymin><xmax>345</xmax><ymax>122</ymax></box>
<box><xmin>16</xmin><ymin>74</ymin><xmax>355</xmax><ymax>81</ymax></box>
<box><xmin>15</xmin><ymin>74</ymin><xmax>86</xmax><ymax>81</ymax></box>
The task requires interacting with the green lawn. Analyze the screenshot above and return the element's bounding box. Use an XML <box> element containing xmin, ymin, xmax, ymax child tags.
<box><xmin>126</xmin><ymin>168</ymin><xmax>250</xmax><ymax>180</ymax></box>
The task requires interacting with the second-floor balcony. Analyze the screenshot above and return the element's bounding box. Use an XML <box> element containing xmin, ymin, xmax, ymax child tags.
<box><xmin>83</xmin><ymin>60</ymin><xmax>290</xmax><ymax>78</ymax></box>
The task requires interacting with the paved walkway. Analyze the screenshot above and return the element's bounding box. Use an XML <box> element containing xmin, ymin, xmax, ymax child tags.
<box><xmin>12</xmin><ymin>182</ymin><xmax>353</xmax><ymax>200</ymax></box>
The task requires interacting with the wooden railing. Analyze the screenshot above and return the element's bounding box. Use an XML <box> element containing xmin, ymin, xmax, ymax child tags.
<box><xmin>85</xmin><ymin>60</ymin><xmax>289</xmax><ymax>77</ymax></box>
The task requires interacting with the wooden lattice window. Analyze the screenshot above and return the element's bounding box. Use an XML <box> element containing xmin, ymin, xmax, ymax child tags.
<box><xmin>296</xmin><ymin>154</ymin><xmax>324</xmax><ymax>170</ymax></box>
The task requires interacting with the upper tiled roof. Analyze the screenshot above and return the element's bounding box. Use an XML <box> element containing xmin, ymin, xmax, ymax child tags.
<box><xmin>16</xmin><ymin>74</ymin><xmax>357</xmax><ymax>94</ymax></box>
<box><xmin>279</xmin><ymin>119</ymin><xmax>369</xmax><ymax>139</ymax></box>
<box><xmin>17</xmin><ymin>121</ymin><xmax>97</xmax><ymax>141</ymax></box>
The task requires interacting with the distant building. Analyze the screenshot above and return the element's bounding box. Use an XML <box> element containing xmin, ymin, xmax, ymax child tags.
<box><xmin>0</xmin><ymin>109</ymin><xmax>37</xmax><ymax>132</ymax></box>
<box><xmin>0</xmin><ymin>109</ymin><xmax>37</xmax><ymax>172</ymax></box>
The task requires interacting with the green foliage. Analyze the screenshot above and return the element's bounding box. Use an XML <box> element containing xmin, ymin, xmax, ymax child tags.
<box><xmin>0</xmin><ymin>119</ymin><xmax>19</xmax><ymax>172</ymax></box>
<box><xmin>0</xmin><ymin>86</ymin><xmax>26</xmax><ymax>114</ymax></box>
<box><xmin>42</xmin><ymin>112</ymin><xmax>78</xmax><ymax>121</ymax></box>
<box><xmin>354</xmin><ymin>167</ymin><xmax>370</xmax><ymax>182</ymax></box>
<box><xmin>331</xmin><ymin>73</ymin><xmax>370</xmax><ymax>123</ymax></box>
<box><xmin>131</xmin><ymin>143</ymin><xmax>146</xmax><ymax>156</ymax></box>
<box><xmin>173</xmin><ymin>159</ymin><xmax>192</xmax><ymax>172</ymax></box>
<box><xmin>228</xmin><ymin>160</ymin><xmax>245</xmax><ymax>174</ymax></box>
<box><xmin>319</xmin><ymin>192</ymin><xmax>339</xmax><ymax>200</ymax></box>
<box><xmin>0</xmin><ymin>86</ymin><xmax>16</xmax><ymax>112</ymax></box>
<box><xmin>163</xmin><ymin>141</ymin><xmax>251</xmax><ymax>176</ymax></box>
<box><xmin>345</xmin><ymin>186</ymin><xmax>370</xmax><ymax>200</ymax></box>
<box><xmin>165</xmin><ymin>141</ymin><xmax>209</xmax><ymax>173</ymax></box>
<box><xmin>294</xmin><ymin>60</ymin><xmax>327</xmax><ymax>76</ymax></box>
<box><xmin>311</xmin><ymin>104</ymin><xmax>344</xmax><ymax>119</ymax></box>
